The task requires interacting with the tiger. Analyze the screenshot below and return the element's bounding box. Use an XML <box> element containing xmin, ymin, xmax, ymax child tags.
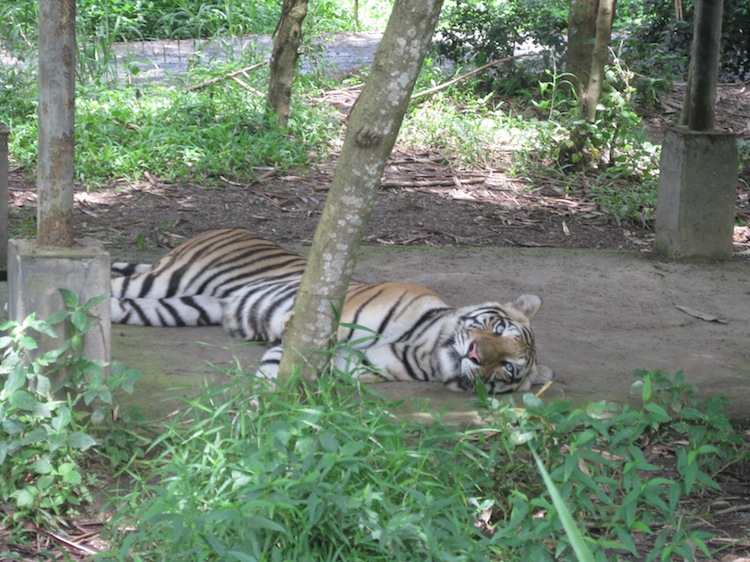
<box><xmin>110</xmin><ymin>227</ymin><xmax>554</xmax><ymax>393</ymax></box>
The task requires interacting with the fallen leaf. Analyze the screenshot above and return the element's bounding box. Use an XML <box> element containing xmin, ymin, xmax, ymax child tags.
<box><xmin>675</xmin><ymin>305</ymin><xmax>728</xmax><ymax>324</ymax></box>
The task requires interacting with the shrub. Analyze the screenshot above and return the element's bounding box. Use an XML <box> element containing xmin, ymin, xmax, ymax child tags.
<box><xmin>0</xmin><ymin>291</ymin><xmax>143</xmax><ymax>540</ymax></box>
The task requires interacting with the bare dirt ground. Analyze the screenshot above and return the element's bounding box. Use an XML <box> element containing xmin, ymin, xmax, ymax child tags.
<box><xmin>3</xmin><ymin>32</ymin><xmax>750</xmax><ymax>561</ymax></box>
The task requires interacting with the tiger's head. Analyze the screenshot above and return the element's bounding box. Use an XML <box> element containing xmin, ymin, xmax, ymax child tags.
<box><xmin>442</xmin><ymin>294</ymin><xmax>553</xmax><ymax>393</ymax></box>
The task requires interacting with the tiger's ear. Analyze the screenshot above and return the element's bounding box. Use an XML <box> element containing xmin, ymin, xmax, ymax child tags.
<box><xmin>510</xmin><ymin>294</ymin><xmax>543</xmax><ymax>320</ymax></box>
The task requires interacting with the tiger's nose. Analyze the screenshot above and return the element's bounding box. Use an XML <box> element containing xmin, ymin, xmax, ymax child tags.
<box><xmin>465</xmin><ymin>340</ymin><xmax>481</xmax><ymax>364</ymax></box>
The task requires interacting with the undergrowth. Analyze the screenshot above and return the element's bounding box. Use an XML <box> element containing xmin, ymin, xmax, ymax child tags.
<box><xmin>0</xmin><ymin>292</ymin><xmax>144</xmax><ymax>548</ymax></box>
<box><xmin>101</xmin><ymin>370</ymin><xmax>744</xmax><ymax>561</ymax></box>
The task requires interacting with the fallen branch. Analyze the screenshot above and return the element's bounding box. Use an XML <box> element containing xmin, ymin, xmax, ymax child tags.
<box><xmin>42</xmin><ymin>528</ymin><xmax>99</xmax><ymax>555</ymax></box>
<box><xmin>411</xmin><ymin>53</ymin><xmax>535</xmax><ymax>100</ymax></box>
<box><xmin>380</xmin><ymin>177</ymin><xmax>485</xmax><ymax>189</ymax></box>
<box><xmin>229</xmin><ymin>74</ymin><xmax>264</xmax><ymax>96</ymax></box>
<box><xmin>184</xmin><ymin>61</ymin><xmax>268</xmax><ymax>92</ymax></box>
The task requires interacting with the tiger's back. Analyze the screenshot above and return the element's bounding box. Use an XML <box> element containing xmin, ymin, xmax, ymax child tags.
<box><xmin>111</xmin><ymin>228</ymin><xmax>306</xmax><ymax>300</ymax></box>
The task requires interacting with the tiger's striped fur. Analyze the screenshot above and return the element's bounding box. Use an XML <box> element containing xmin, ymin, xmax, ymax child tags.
<box><xmin>111</xmin><ymin>228</ymin><xmax>553</xmax><ymax>393</ymax></box>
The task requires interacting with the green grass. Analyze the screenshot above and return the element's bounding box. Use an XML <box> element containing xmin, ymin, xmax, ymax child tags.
<box><xmin>97</xmin><ymin>368</ymin><xmax>745</xmax><ymax>561</ymax></box>
<box><xmin>3</xmin><ymin>66</ymin><xmax>341</xmax><ymax>186</ymax></box>
<box><xmin>0</xmin><ymin>0</ymin><xmax>380</xmax><ymax>45</ymax></box>
<box><xmin>104</xmin><ymin>373</ymin><xmax>497</xmax><ymax>561</ymax></box>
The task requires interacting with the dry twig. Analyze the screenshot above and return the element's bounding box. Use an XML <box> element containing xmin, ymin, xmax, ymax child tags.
<box><xmin>411</xmin><ymin>54</ymin><xmax>535</xmax><ymax>100</ymax></box>
<box><xmin>184</xmin><ymin>61</ymin><xmax>267</xmax><ymax>92</ymax></box>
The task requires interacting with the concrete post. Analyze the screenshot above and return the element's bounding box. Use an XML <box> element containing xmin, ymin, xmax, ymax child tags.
<box><xmin>654</xmin><ymin>127</ymin><xmax>737</xmax><ymax>260</ymax></box>
<box><xmin>7</xmin><ymin>239</ymin><xmax>111</xmax><ymax>390</ymax></box>
<box><xmin>655</xmin><ymin>0</ymin><xmax>737</xmax><ymax>260</ymax></box>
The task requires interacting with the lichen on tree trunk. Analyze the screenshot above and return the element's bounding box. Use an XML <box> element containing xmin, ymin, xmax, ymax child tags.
<box><xmin>558</xmin><ymin>0</ymin><xmax>616</xmax><ymax>168</ymax></box>
<box><xmin>277</xmin><ymin>0</ymin><xmax>445</xmax><ymax>384</ymax></box>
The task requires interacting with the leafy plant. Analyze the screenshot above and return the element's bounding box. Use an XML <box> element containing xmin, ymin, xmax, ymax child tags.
<box><xmin>434</xmin><ymin>0</ymin><xmax>567</xmax><ymax>67</ymax></box>
<box><xmin>509</xmin><ymin>58</ymin><xmax>660</xmax><ymax>226</ymax></box>
<box><xmin>475</xmin><ymin>370</ymin><xmax>744</xmax><ymax>561</ymax></box>
<box><xmin>0</xmin><ymin>291</ymin><xmax>143</xmax><ymax>538</ymax></box>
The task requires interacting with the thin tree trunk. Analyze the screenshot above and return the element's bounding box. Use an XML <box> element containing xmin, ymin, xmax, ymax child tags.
<box><xmin>566</xmin><ymin>0</ymin><xmax>598</xmax><ymax>96</ymax></box>
<box><xmin>683</xmin><ymin>0</ymin><xmax>723</xmax><ymax>130</ymax></box>
<box><xmin>580</xmin><ymin>0</ymin><xmax>616</xmax><ymax>122</ymax></box>
<box><xmin>267</xmin><ymin>0</ymin><xmax>308</xmax><ymax>128</ymax></box>
<box><xmin>277</xmin><ymin>0</ymin><xmax>445</xmax><ymax>384</ymax></box>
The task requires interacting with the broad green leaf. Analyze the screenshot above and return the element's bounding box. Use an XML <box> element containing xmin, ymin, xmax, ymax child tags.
<box><xmin>71</xmin><ymin>309</ymin><xmax>88</xmax><ymax>332</ymax></box>
<box><xmin>10</xmin><ymin>390</ymin><xmax>38</xmax><ymax>412</ymax></box>
<box><xmin>244</xmin><ymin>515</ymin><xmax>286</xmax><ymax>533</ymax></box>
<box><xmin>319</xmin><ymin>430</ymin><xmax>338</xmax><ymax>453</ymax></box>
<box><xmin>90</xmin><ymin>407</ymin><xmax>106</xmax><ymax>425</ymax></box>
<box><xmin>83</xmin><ymin>294</ymin><xmax>109</xmax><ymax>310</ymax></box>
<box><xmin>68</xmin><ymin>431</ymin><xmax>97</xmax><ymax>450</ymax></box>
<box><xmin>17</xmin><ymin>335</ymin><xmax>38</xmax><ymax>351</ymax></box>
<box><xmin>59</xmin><ymin>462</ymin><xmax>82</xmax><ymax>484</ymax></box>
<box><xmin>47</xmin><ymin>309</ymin><xmax>70</xmax><ymax>325</ymax></box>
<box><xmin>32</xmin><ymin>321</ymin><xmax>59</xmax><ymax>338</ymax></box>
<box><xmin>59</xmin><ymin>288</ymin><xmax>79</xmax><ymax>309</ymax></box>
<box><xmin>24</xmin><ymin>427</ymin><xmax>49</xmax><ymax>444</ymax></box>
<box><xmin>32</xmin><ymin>456</ymin><xmax>53</xmax><ymax>475</ymax></box>
<box><xmin>52</xmin><ymin>406</ymin><xmax>72</xmax><ymax>431</ymax></box>
<box><xmin>644</xmin><ymin>402</ymin><xmax>670</xmax><ymax>421</ymax></box>
<box><xmin>12</xmin><ymin>488</ymin><xmax>35</xmax><ymax>507</ymax></box>
<box><xmin>227</xmin><ymin>551</ymin><xmax>259</xmax><ymax>562</ymax></box>
<box><xmin>4</xmin><ymin>362</ymin><xmax>27</xmax><ymax>394</ymax></box>
<box><xmin>509</xmin><ymin>429</ymin><xmax>535</xmax><ymax>446</ymax></box>
<box><xmin>641</xmin><ymin>375</ymin><xmax>652</xmax><ymax>401</ymax></box>
<box><xmin>522</xmin><ymin>393</ymin><xmax>545</xmax><ymax>411</ymax></box>
<box><xmin>41</xmin><ymin>346</ymin><xmax>69</xmax><ymax>364</ymax></box>
<box><xmin>3</xmin><ymin>419</ymin><xmax>26</xmax><ymax>435</ymax></box>
<box><xmin>35</xmin><ymin>374</ymin><xmax>51</xmax><ymax>398</ymax></box>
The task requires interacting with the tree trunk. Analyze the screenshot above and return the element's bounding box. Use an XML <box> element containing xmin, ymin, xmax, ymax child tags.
<box><xmin>681</xmin><ymin>0</ymin><xmax>723</xmax><ymax>130</ymax></box>
<box><xmin>277</xmin><ymin>0</ymin><xmax>445</xmax><ymax>384</ymax></box>
<box><xmin>566</xmin><ymin>0</ymin><xmax>598</xmax><ymax>96</ymax></box>
<box><xmin>580</xmin><ymin>0</ymin><xmax>616</xmax><ymax>122</ymax></box>
<box><xmin>267</xmin><ymin>0</ymin><xmax>308</xmax><ymax>128</ymax></box>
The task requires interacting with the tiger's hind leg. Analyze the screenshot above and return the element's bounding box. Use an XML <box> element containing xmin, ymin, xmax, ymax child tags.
<box><xmin>111</xmin><ymin>295</ymin><xmax>224</xmax><ymax>326</ymax></box>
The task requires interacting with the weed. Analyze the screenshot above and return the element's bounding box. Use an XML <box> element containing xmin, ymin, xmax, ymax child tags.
<box><xmin>0</xmin><ymin>291</ymin><xmax>143</xmax><ymax>540</ymax></box>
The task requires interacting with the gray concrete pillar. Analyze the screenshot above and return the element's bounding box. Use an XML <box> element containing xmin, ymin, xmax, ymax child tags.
<box><xmin>654</xmin><ymin>126</ymin><xmax>738</xmax><ymax>260</ymax></box>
